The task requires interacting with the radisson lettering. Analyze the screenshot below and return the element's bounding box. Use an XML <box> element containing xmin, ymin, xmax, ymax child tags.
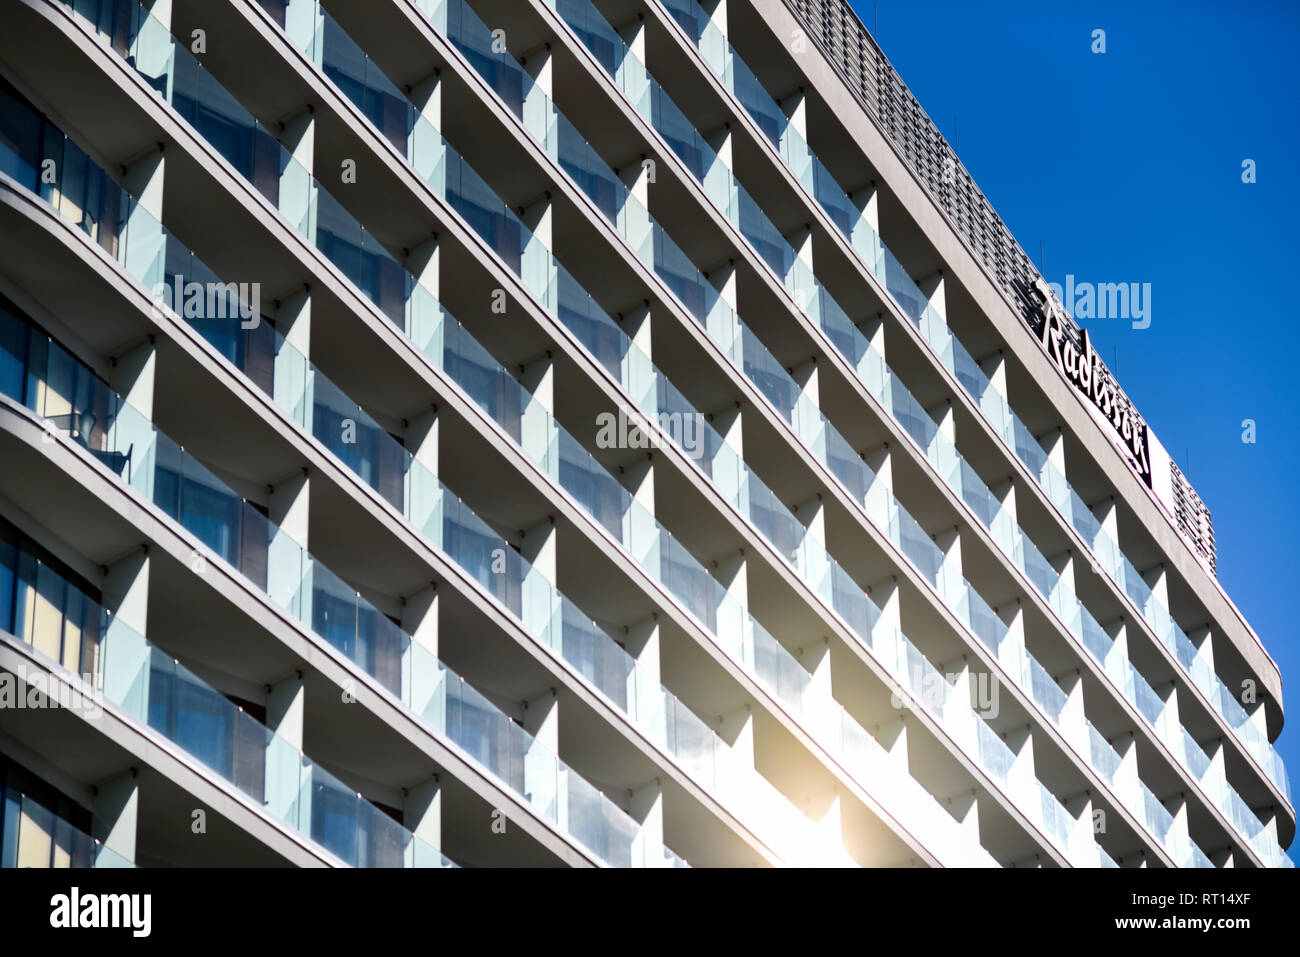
<box><xmin>1031</xmin><ymin>279</ymin><xmax>1151</xmax><ymax>484</ymax></box>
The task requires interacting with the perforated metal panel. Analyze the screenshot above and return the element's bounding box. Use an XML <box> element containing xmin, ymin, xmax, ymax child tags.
<box><xmin>1171</xmin><ymin>461</ymin><xmax>1217</xmax><ymax>577</ymax></box>
<box><xmin>784</xmin><ymin>0</ymin><xmax>1043</xmax><ymax>327</ymax></box>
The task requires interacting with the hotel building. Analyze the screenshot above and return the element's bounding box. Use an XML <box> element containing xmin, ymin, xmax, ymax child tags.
<box><xmin>0</xmin><ymin>0</ymin><xmax>1290</xmax><ymax>867</ymax></box>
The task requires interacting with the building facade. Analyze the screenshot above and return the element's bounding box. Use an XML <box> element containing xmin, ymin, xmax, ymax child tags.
<box><xmin>0</xmin><ymin>0</ymin><xmax>1290</xmax><ymax>867</ymax></box>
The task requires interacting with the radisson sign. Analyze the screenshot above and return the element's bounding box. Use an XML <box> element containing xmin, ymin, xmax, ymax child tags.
<box><xmin>1030</xmin><ymin>278</ymin><xmax>1151</xmax><ymax>486</ymax></box>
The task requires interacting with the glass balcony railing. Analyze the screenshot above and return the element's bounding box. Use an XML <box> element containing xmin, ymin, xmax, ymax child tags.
<box><xmin>256</xmin><ymin>0</ymin><xmax>1241</xmax><ymax>867</ymax></box>
<box><xmin>47</xmin><ymin>0</ymin><xmax>1000</xmax><ymax>866</ymax></box>
<box><xmin>654</xmin><ymin>0</ymin><xmax>1289</xmax><ymax>805</ymax></box>
<box><xmin>531</xmin><ymin>0</ymin><xmax>1288</xmax><ymax>863</ymax></box>
<box><xmin>0</xmin><ymin>792</ymin><xmax>133</xmax><ymax>868</ymax></box>
<box><xmin>273</xmin><ymin>315</ymin><xmax>854</xmax><ymax>866</ymax></box>
<box><xmin>0</xmin><ymin>45</ymin><xmax>835</xmax><ymax>867</ymax></box>
<box><xmin>0</xmin><ymin>233</ymin><xmax>674</xmax><ymax>866</ymax></box>
<box><xmin>258</xmin><ymin>0</ymin><xmax>1098</xmax><ymax>865</ymax></box>
<box><xmin>44</xmin><ymin>0</ymin><xmax>1240</xmax><ymax>866</ymax></box>
<box><xmin>396</xmin><ymin>0</ymin><xmax>1253</xmax><ymax>865</ymax></box>
<box><xmin>0</xmin><ymin>536</ymin><xmax>455</xmax><ymax>867</ymax></box>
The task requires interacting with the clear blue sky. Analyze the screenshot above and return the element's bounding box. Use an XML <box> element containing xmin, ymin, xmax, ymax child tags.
<box><xmin>847</xmin><ymin>0</ymin><xmax>1300</xmax><ymax>859</ymax></box>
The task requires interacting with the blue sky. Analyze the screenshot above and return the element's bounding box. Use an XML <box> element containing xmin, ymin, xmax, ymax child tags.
<box><xmin>846</xmin><ymin>0</ymin><xmax>1300</xmax><ymax>859</ymax></box>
